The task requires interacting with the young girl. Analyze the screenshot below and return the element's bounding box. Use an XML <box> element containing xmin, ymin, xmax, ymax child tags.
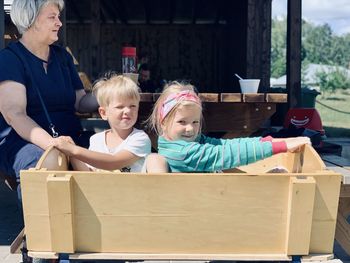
<box><xmin>54</xmin><ymin>73</ymin><xmax>166</xmax><ymax>172</ymax></box>
<box><xmin>148</xmin><ymin>81</ymin><xmax>311</xmax><ymax>172</ymax></box>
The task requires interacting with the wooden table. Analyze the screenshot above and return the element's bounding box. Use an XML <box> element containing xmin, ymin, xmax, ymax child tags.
<box><xmin>138</xmin><ymin>92</ymin><xmax>287</xmax><ymax>138</ymax></box>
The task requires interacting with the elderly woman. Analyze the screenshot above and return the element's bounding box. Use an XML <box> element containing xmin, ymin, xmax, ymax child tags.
<box><xmin>0</xmin><ymin>0</ymin><xmax>98</xmax><ymax>193</ymax></box>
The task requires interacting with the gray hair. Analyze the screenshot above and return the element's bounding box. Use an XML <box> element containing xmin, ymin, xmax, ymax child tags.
<box><xmin>10</xmin><ymin>0</ymin><xmax>64</xmax><ymax>34</ymax></box>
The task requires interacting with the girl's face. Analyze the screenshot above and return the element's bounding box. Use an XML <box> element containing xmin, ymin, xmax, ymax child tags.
<box><xmin>162</xmin><ymin>104</ymin><xmax>201</xmax><ymax>142</ymax></box>
<box><xmin>99</xmin><ymin>97</ymin><xmax>139</xmax><ymax>132</ymax></box>
<box><xmin>32</xmin><ymin>3</ymin><xmax>62</xmax><ymax>45</ymax></box>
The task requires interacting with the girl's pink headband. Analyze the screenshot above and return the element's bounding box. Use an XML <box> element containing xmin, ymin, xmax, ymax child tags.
<box><xmin>159</xmin><ymin>90</ymin><xmax>201</xmax><ymax>121</ymax></box>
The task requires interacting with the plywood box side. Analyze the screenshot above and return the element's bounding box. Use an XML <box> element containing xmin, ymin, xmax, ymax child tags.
<box><xmin>285</xmin><ymin>177</ymin><xmax>316</xmax><ymax>255</ymax></box>
<box><xmin>309</xmin><ymin>174</ymin><xmax>342</xmax><ymax>253</ymax></box>
<box><xmin>21</xmin><ymin>170</ymin><xmax>340</xmax><ymax>255</ymax></box>
<box><xmin>236</xmin><ymin>145</ymin><xmax>325</xmax><ymax>174</ymax></box>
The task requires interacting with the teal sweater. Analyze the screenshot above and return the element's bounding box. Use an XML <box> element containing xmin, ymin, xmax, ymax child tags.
<box><xmin>158</xmin><ymin>135</ymin><xmax>275</xmax><ymax>172</ymax></box>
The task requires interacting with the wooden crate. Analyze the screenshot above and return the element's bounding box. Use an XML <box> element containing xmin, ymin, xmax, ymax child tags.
<box><xmin>20</xmin><ymin>145</ymin><xmax>341</xmax><ymax>261</ymax></box>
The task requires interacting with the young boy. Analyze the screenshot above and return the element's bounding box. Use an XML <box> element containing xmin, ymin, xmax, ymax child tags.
<box><xmin>54</xmin><ymin>73</ymin><xmax>153</xmax><ymax>172</ymax></box>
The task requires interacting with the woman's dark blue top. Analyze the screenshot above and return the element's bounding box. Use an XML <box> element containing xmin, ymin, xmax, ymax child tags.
<box><xmin>0</xmin><ymin>41</ymin><xmax>84</xmax><ymax>145</ymax></box>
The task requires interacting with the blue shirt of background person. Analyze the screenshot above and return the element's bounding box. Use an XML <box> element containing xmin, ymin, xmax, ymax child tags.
<box><xmin>0</xmin><ymin>0</ymin><xmax>98</xmax><ymax>192</ymax></box>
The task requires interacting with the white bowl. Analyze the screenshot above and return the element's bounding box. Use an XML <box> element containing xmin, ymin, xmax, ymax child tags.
<box><xmin>239</xmin><ymin>79</ymin><xmax>260</xmax><ymax>93</ymax></box>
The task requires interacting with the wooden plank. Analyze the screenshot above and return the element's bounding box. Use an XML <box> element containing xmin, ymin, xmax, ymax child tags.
<box><xmin>28</xmin><ymin>252</ymin><xmax>58</xmax><ymax>259</ymax></box>
<box><xmin>285</xmin><ymin>177</ymin><xmax>315</xmax><ymax>255</ymax></box>
<box><xmin>246</xmin><ymin>0</ymin><xmax>272</xmax><ymax>92</ymax></box>
<box><xmin>22</xmin><ymin>169</ymin><xmax>341</xmax><ymax>255</ymax></box>
<box><xmin>91</xmin><ymin>0</ymin><xmax>101</xmax><ymax>79</ymax></box>
<box><xmin>47</xmin><ymin>174</ymin><xmax>75</xmax><ymax>253</ymax></box>
<box><xmin>152</xmin><ymin>93</ymin><xmax>219</xmax><ymax>102</ymax></box>
<box><xmin>199</xmin><ymin>93</ymin><xmax>219</xmax><ymax>102</ymax></box>
<box><xmin>301</xmin><ymin>253</ymin><xmax>334</xmax><ymax>262</ymax></box>
<box><xmin>57</xmin><ymin>2</ymin><xmax>66</xmax><ymax>46</ymax></box>
<box><xmin>242</xmin><ymin>93</ymin><xmax>265</xmax><ymax>102</ymax></box>
<box><xmin>69</xmin><ymin>253</ymin><xmax>291</xmax><ymax>261</ymax></box>
<box><xmin>309</xmin><ymin>173</ymin><xmax>342</xmax><ymax>253</ymax></box>
<box><xmin>220</xmin><ymin>93</ymin><xmax>242</xmax><ymax>102</ymax></box>
<box><xmin>10</xmin><ymin>228</ymin><xmax>24</xmax><ymax>254</ymax></box>
<box><xmin>266</xmin><ymin>93</ymin><xmax>288</xmax><ymax>103</ymax></box>
<box><xmin>335</xmin><ymin>208</ymin><xmax>350</xmax><ymax>257</ymax></box>
<box><xmin>340</xmin><ymin>184</ymin><xmax>350</xmax><ymax>198</ymax></box>
<box><xmin>324</xmin><ymin>161</ymin><xmax>350</xmax><ymax>185</ymax></box>
<box><xmin>140</xmin><ymin>93</ymin><xmax>154</xmax><ymax>102</ymax></box>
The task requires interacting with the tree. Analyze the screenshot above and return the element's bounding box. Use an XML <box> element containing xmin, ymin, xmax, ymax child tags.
<box><xmin>271</xmin><ymin>18</ymin><xmax>287</xmax><ymax>78</ymax></box>
<box><xmin>271</xmin><ymin>17</ymin><xmax>350</xmax><ymax>92</ymax></box>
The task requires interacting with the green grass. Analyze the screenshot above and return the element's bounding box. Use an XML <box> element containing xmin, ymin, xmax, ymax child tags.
<box><xmin>315</xmin><ymin>89</ymin><xmax>350</xmax><ymax>137</ymax></box>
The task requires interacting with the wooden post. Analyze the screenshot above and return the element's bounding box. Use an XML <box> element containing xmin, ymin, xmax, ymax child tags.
<box><xmin>285</xmin><ymin>176</ymin><xmax>316</xmax><ymax>255</ymax></box>
<box><xmin>246</xmin><ymin>0</ymin><xmax>272</xmax><ymax>92</ymax></box>
<box><xmin>58</xmin><ymin>2</ymin><xmax>66</xmax><ymax>47</ymax></box>
<box><xmin>47</xmin><ymin>174</ymin><xmax>75</xmax><ymax>253</ymax></box>
<box><xmin>91</xmin><ymin>0</ymin><xmax>101</xmax><ymax>79</ymax></box>
<box><xmin>0</xmin><ymin>0</ymin><xmax>4</xmax><ymax>50</ymax></box>
<box><xmin>286</xmin><ymin>0</ymin><xmax>302</xmax><ymax>108</ymax></box>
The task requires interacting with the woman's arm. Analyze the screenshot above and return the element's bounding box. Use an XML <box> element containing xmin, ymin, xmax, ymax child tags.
<box><xmin>75</xmin><ymin>89</ymin><xmax>99</xmax><ymax>113</ymax></box>
<box><xmin>0</xmin><ymin>81</ymin><xmax>54</xmax><ymax>150</ymax></box>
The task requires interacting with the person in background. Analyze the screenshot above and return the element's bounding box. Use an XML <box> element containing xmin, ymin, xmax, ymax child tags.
<box><xmin>0</xmin><ymin>0</ymin><xmax>98</xmax><ymax>195</ymax></box>
<box><xmin>147</xmin><ymin>81</ymin><xmax>311</xmax><ymax>172</ymax></box>
<box><xmin>138</xmin><ymin>63</ymin><xmax>160</xmax><ymax>93</ymax></box>
<box><xmin>54</xmin><ymin>73</ymin><xmax>167</xmax><ymax>173</ymax></box>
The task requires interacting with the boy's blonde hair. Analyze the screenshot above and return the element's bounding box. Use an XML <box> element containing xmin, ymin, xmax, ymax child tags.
<box><xmin>93</xmin><ymin>73</ymin><xmax>140</xmax><ymax>107</ymax></box>
<box><xmin>147</xmin><ymin>81</ymin><xmax>203</xmax><ymax>135</ymax></box>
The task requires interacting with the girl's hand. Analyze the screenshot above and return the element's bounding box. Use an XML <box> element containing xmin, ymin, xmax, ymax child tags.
<box><xmin>285</xmin><ymin>137</ymin><xmax>311</xmax><ymax>152</ymax></box>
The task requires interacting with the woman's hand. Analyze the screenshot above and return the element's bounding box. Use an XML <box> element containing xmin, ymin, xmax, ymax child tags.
<box><xmin>51</xmin><ymin>136</ymin><xmax>77</xmax><ymax>156</ymax></box>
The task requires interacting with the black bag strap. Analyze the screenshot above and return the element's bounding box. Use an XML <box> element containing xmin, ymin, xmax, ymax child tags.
<box><xmin>7</xmin><ymin>43</ymin><xmax>59</xmax><ymax>138</ymax></box>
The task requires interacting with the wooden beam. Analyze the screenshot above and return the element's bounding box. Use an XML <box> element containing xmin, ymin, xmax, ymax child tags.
<box><xmin>47</xmin><ymin>174</ymin><xmax>75</xmax><ymax>253</ymax></box>
<box><xmin>191</xmin><ymin>0</ymin><xmax>198</xmax><ymax>24</ymax></box>
<box><xmin>113</xmin><ymin>0</ymin><xmax>128</xmax><ymax>24</ymax></box>
<box><xmin>143</xmin><ymin>0</ymin><xmax>150</xmax><ymax>24</ymax></box>
<box><xmin>169</xmin><ymin>0</ymin><xmax>176</xmax><ymax>24</ymax></box>
<box><xmin>101</xmin><ymin>0</ymin><xmax>118</xmax><ymax>23</ymax></box>
<box><xmin>286</xmin><ymin>0</ymin><xmax>302</xmax><ymax>108</ymax></box>
<box><xmin>285</xmin><ymin>176</ymin><xmax>315</xmax><ymax>255</ymax></box>
<box><xmin>91</xmin><ymin>0</ymin><xmax>101</xmax><ymax>79</ymax></box>
<box><xmin>67</xmin><ymin>0</ymin><xmax>83</xmax><ymax>23</ymax></box>
<box><xmin>58</xmin><ymin>3</ymin><xmax>66</xmax><ymax>47</ymax></box>
<box><xmin>246</xmin><ymin>0</ymin><xmax>272</xmax><ymax>92</ymax></box>
<box><xmin>0</xmin><ymin>0</ymin><xmax>4</xmax><ymax>49</ymax></box>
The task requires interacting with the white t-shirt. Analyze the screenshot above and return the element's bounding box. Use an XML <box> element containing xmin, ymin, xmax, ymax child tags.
<box><xmin>88</xmin><ymin>128</ymin><xmax>151</xmax><ymax>172</ymax></box>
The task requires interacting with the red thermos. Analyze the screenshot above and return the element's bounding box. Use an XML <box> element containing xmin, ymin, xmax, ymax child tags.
<box><xmin>122</xmin><ymin>47</ymin><xmax>137</xmax><ymax>73</ymax></box>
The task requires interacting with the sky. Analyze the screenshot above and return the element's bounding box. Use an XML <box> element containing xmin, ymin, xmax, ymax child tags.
<box><xmin>272</xmin><ymin>0</ymin><xmax>350</xmax><ymax>35</ymax></box>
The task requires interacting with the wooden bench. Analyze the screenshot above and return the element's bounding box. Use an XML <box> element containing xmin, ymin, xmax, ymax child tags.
<box><xmin>19</xmin><ymin>145</ymin><xmax>341</xmax><ymax>261</ymax></box>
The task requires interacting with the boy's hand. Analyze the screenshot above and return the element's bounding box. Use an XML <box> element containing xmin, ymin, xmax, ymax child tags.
<box><xmin>285</xmin><ymin>137</ymin><xmax>311</xmax><ymax>152</ymax></box>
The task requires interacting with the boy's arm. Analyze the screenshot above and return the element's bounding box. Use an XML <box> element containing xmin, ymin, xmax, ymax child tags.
<box><xmin>70</xmin><ymin>157</ymin><xmax>91</xmax><ymax>171</ymax></box>
<box><xmin>54</xmin><ymin>136</ymin><xmax>141</xmax><ymax>170</ymax></box>
<box><xmin>68</xmin><ymin>147</ymin><xmax>140</xmax><ymax>170</ymax></box>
